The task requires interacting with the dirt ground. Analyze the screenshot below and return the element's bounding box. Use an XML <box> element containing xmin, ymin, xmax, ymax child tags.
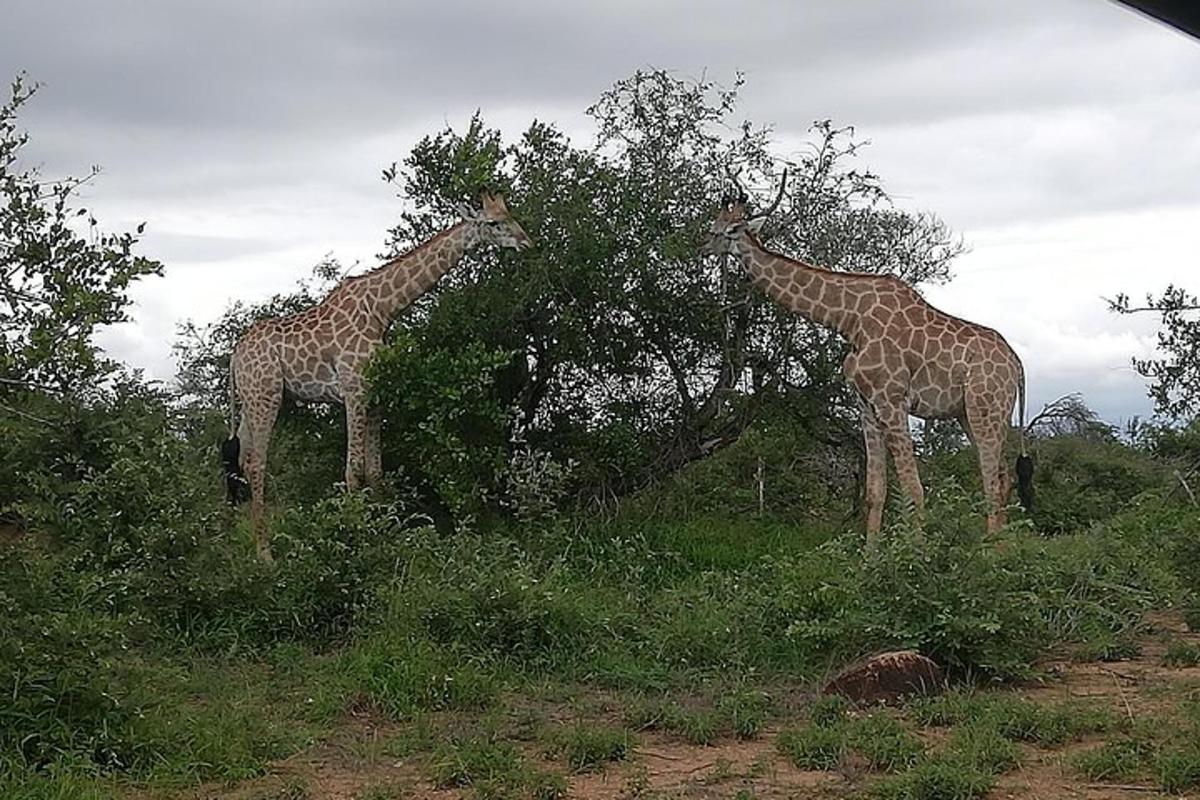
<box><xmin>178</xmin><ymin>613</ymin><xmax>1200</xmax><ymax>800</ymax></box>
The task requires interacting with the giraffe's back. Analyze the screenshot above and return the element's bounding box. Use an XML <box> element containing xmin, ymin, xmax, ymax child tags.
<box><xmin>233</xmin><ymin>307</ymin><xmax>372</xmax><ymax>405</ymax></box>
<box><xmin>902</xmin><ymin>310</ymin><xmax>1022</xmax><ymax>420</ymax></box>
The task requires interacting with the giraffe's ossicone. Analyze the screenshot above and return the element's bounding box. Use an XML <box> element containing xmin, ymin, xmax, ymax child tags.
<box><xmin>223</xmin><ymin>190</ymin><xmax>533</xmax><ymax>561</ymax></box>
<box><xmin>705</xmin><ymin>185</ymin><xmax>1032</xmax><ymax>541</ymax></box>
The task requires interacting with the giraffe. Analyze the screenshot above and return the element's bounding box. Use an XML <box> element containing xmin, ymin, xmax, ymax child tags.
<box><xmin>703</xmin><ymin>183</ymin><xmax>1033</xmax><ymax>543</ymax></box>
<box><xmin>222</xmin><ymin>190</ymin><xmax>533</xmax><ymax>561</ymax></box>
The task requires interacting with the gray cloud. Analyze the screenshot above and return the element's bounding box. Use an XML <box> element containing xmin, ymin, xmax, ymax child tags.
<box><xmin>4</xmin><ymin>0</ymin><xmax>1197</xmax><ymax>421</ymax></box>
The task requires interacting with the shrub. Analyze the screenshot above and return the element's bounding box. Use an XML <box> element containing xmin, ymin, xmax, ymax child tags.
<box><xmin>0</xmin><ymin>545</ymin><xmax>144</xmax><ymax>770</ymax></box>
<box><xmin>1026</xmin><ymin>437</ymin><xmax>1165</xmax><ymax>535</ymax></box>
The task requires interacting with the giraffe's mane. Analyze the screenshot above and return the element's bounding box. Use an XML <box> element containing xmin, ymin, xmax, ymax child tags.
<box><xmin>359</xmin><ymin>221</ymin><xmax>466</xmax><ymax>279</ymax></box>
<box><xmin>310</xmin><ymin>222</ymin><xmax>466</xmax><ymax>308</ymax></box>
<box><xmin>749</xmin><ymin>234</ymin><xmax>900</xmax><ymax>285</ymax></box>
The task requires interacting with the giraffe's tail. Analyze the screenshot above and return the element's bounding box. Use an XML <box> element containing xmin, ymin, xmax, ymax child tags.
<box><xmin>222</xmin><ymin>358</ymin><xmax>250</xmax><ymax>506</ymax></box>
<box><xmin>1015</xmin><ymin>361</ymin><xmax>1034</xmax><ymax>513</ymax></box>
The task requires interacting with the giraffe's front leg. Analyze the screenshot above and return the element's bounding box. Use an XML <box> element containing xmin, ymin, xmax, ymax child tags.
<box><xmin>861</xmin><ymin>410</ymin><xmax>888</xmax><ymax>547</ymax></box>
<box><xmin>343</xmin><ymin>394</ymin><xmax>368</xmax><ymax>492</ymax></box>
<box><xmin>364</xmin><ymin>409</ymin><xmax>383</xmax><ymax>487</ymax></box>
<box><xmin>876</xmin><ymin>402</ymin><xmax>925</xmax><ymax>531</ymax></box>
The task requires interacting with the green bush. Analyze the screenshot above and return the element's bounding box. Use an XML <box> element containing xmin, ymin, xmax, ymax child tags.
<box><xmin>366</xmin><ymin>334</ymin><xmax>512</xmax><ymax>525</ymax></box>
<box><xmin>743</xmin><ymin>486</ymin><xmax>1052</xmax><ymax>679</ymax></box>
<box><xmin>1026</xmin><ymin>437</ymin><xmax>1165</xmax><ymax>535</ymax></box>
<box><xmin>0</xmin><ymin>545</ymin><xmax>145</xmax><ymax>769</ymax></box>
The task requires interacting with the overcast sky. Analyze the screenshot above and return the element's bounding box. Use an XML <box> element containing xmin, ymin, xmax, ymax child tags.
<box><xmin>3</xmin><ymin>0</ymin><xmax>1197</xmax><ymax>424</ymax></box>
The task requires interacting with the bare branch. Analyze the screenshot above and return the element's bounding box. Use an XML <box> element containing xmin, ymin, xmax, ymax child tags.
<box><xmin>0</xmin><ymin>400</ymin><xmax>60</xmax><ymax>428</ymax></box>
<box><xmin>1025</xmin><ymin>393</ymin><xmax>1111</xmax><ymax>437</ymax></box>
<box><xmin>750</xmin><ymin>167</ymin><xmax>788</xmax><ymax>220</ymax></box>
<box><xmin>1105</xmin><ymin>291</ymin><xmax>1200</xmax><ymax>314</ymax></box>
<box><xmin>0</xmin><ymin>286</ymin><xmax>51</xmax><ymax>305</ymax></box>
<box><xmin>0</xmin><ymin>376</ymin><xmax>64</xmax><ymax>393</ymax></box>
<box><xmin>1113</xmin><ymin>303</ymin><xmax>1200</xmax><ymax>314</ymax></box>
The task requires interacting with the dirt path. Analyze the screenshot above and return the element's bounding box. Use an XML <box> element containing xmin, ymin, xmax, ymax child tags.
<box><xmin>173</xmin><ymin>614</ymin><xmax>1200</xmax><ymax>800</ymax></box>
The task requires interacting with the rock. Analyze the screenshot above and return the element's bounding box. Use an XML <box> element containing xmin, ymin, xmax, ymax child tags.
<box><xmin>822</xmin><ymin>650</ymin><xmax>944</xmax><ymax>704</ymax></box>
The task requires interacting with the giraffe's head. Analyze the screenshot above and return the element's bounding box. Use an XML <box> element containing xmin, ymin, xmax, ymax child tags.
<box><xmin>702</xmin><ymin>196</ymin><xmax>763</xmax><ymax>257</ymax></box>
<box><xmin>457</xmin><ymin>189</ymin><xmax>534</xmax><ymax>252</ymax></box>
<box><xmin>703</xmin><ymin>168</ymin><xmax>787</xmax><ymax>257</ymax></box>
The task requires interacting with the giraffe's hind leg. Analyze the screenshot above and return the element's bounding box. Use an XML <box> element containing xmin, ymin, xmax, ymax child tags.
<box><xmin>964</xmin><ymin>382</ymin><xmax>1008</xmax><ymax>534</ymax></box>
<box><xmin>240</xmin><ymin>383</ymin><xmax>282</xmax><ymax>562</ymax></box>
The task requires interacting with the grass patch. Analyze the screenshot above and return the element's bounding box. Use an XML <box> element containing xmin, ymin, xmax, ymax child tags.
<box><xmin>1157</xmin><ymin>745</ymin><xmax>1200</xmax><ymax>794</ymax></box>
<box><xmin>1074</xmin><ymin>735</ymin><xmax>1157</xmax><ymax>782</ymax></box>
<box><xmin>907</xmin><ymin>690</ymin><xmax>1115</xmax><ymax>747</ymax></box>
<box><xmin>1163</xmin><ymin>638</ymin><xmax>1200</xmax><ymax>668</ymax></box>
<box><xmin>1071</xmin><ymin>632</ymin><xmax>1142</xmax><ymax>663</ymax></box>
<box><xmin>619</xmin><ymin>516</ymin><xmax>830</xmax><ymax>573</ymax></box>
<box><xmin>807</xmin><ymin>694</ymin><xmax>852</xmax><ymax>727</ymax></box>
<box><xmin>776</xmin><ymin>725</ymin><xmax>846</xmax><ymax>770</ymax></box>
<box><xmin>869</xmin><ymin>756</ymin><xmax>994</xmax><ymax>800</ymax></box>
<box><xmin>551</xmin><ymin>724</ymin><xmax>632</xmax><ymax>772</ymax></box>
<box><xmin>431</xmin><ymin>732</ymin><xmax>565</xmax><ymax>799</ymax></box>
<box><xmin>717</xmin><ymin>687</ymin><xmax>772</xmax><ymax>740</ymax></box>
<box><xmin>341</xmin><ymin>636</ymin><xmax>498</xmax><ymax>717</ymax></box>
<box><xmin>847</xmin><ymin>714</ymin><xmax>925</xmax><ymax>772</ymax></box>
<box><xmin>944</xmin><ymin>724</ymin><xmax>1021</xmax><ymax>775</ymax></box>
<box><xmin>622</xmin><ymin>695</ymin><xmax>748</xmax><ymax>745</ymax></box>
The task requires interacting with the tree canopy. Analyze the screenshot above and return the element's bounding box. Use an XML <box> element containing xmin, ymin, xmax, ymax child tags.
<box><xmin>1111</xmin><ymin>286</ymin><xmax>1200</xmax><ymax>422</ymax></box>
<box><xmin>177</xmin><ymin>70</ymin><xmax>964</xmax><ymax>520</ymax></box>
<box><xmin>0</xmin><ymin>76</ymin><xmax>160</xmax><ymax>397</ymax></box>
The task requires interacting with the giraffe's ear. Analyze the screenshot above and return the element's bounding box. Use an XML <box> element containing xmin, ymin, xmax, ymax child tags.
<box><xmin>455</xmin><ymin>202</ymin><xmax>479</xmax><ymax>221</ymax></box>
<box><xmin>745</xmin><ymin>216</ymin><xmax>767</xmax><ymax>236</ymax></box>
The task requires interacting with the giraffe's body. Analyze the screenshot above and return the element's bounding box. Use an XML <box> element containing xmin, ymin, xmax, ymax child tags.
<box><xmin>225</xmin><ymin>192</ymin><xmax>531</xmax><ymax>560</ymax></box>
<box><xmin>706</xmin><ymin>198</ymin><xmax>1030</xmax><ymax>540</ymax></box>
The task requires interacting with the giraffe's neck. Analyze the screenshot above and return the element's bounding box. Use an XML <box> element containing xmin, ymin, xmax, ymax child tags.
<box><xmin>361</xmin><ymin>221</ymin><xmax>478</xmax><ymax>323</ymax></box>
<box><xmin>735</xmin><ymin>233</ymin><xmax>863</xmax><ymax>343</ymax></box>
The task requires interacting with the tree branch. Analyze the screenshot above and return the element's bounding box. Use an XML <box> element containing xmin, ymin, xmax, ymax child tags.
<box><xmin>1113</xmin><ymin>303</ymin><xmax>1200</xmax><ymax>314</ymax></box>
<box><xmin>0</xmin><ymin>400</ymin><xmax>60</xmax><ymax>428</ymax></box>
<box><xmin>0</xmin><ymin>286</ymin><xmax>51</xmax><ymax>305</ymax></box>
<box><xmin>0</xmin><ymin>376</ymin><xmax>64</xmax><ymax>393</ymax></box>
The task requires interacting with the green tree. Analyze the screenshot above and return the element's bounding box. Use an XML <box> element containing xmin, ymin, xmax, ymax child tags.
<box><xmin>0</xmin><ymin>76</ymin><xmax>160</xmax><ymax>396</ymax></box>
<box><xmin>1110</xmin><ymin>285</ymin><xmax>1200</xmax><ymax>421</ymax></box>
<box><xmin>382</xmin><ymin>69</ymin><xmax>961</xmax><ymax>500</ymax></box>
<box><xmin>173</xmin><ymin>70</ymin><xmax>964</xmax><ymax>519</ymax></box>
<box><xmin>0</xmin><ymin>76</ymin><xmax>163</xmax><ymax>518</ymax></box>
